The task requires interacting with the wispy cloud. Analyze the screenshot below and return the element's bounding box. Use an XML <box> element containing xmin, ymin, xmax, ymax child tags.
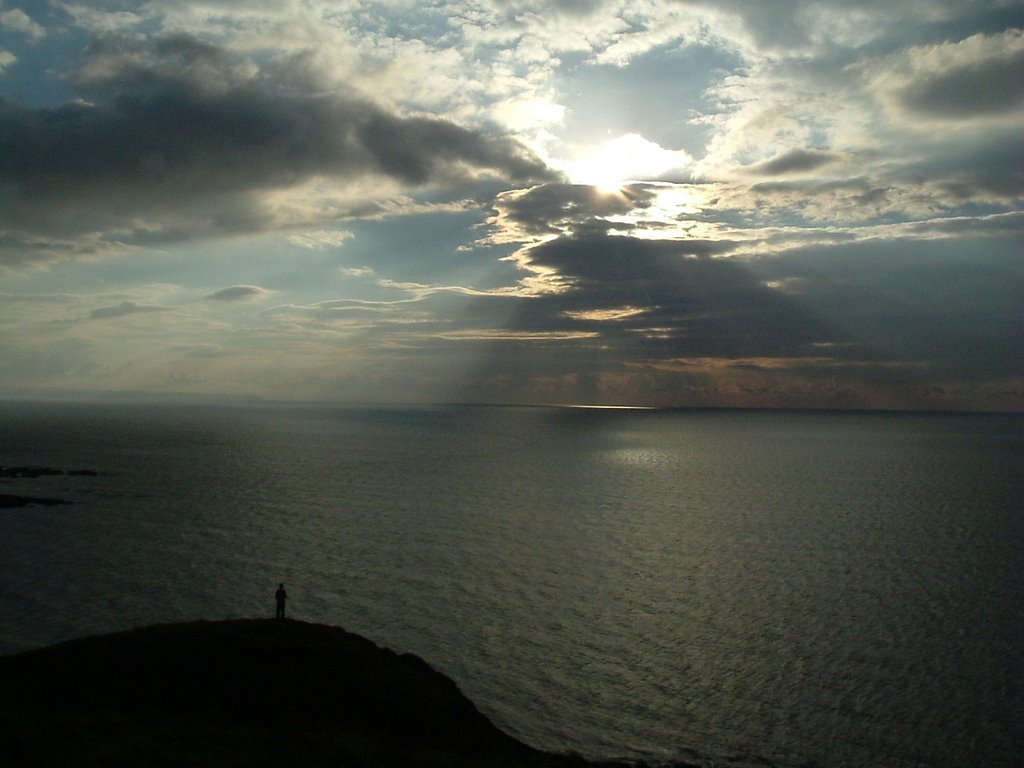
<box><xmin>89</xmin><ymin>301</ymin><xmax>168</xmax><ymax>319</ymax></box>
<box><xmin>287</xmin><ymin>230</ymin><xmax>355</xmax><ymax>250</ymax></box>
<box><xmin>205</xmin><ymin>285</ymin><xmax>271</xmax><ymax>302</ymax></box>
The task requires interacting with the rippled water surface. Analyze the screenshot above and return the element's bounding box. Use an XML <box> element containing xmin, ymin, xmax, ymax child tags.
<box><xmin>1</xmin><ymin>401</ymin><xmax>1022</xmax><ymax>767</ymax></box>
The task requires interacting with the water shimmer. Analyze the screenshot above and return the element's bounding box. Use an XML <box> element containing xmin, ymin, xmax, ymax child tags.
<box><xmin>1</xmin><ymin>401</ymin><xmax>1021</xmax><ymax>768</ymax></box>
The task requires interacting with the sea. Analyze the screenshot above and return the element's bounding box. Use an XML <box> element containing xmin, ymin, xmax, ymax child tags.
<box><xmin>1</xmin><ymin>399</ymin><xmax>1021</xmax><ymax>768</ymax></box>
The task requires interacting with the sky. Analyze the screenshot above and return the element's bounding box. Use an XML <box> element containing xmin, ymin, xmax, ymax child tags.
<box><xmin>1</xmin><ymin>1</ymin><xmax>1022</xmax><ymax>410</ymax></box>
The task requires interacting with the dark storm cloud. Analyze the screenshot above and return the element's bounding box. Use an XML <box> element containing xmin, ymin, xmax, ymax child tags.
<box><xmin>493</xmin><ymin>183</ymin><xmax>659</xmax><ymax>236</ymax></box>
<box><xmin>0</xmin><ymin>34</ymin><xmax>556</xmax><ymax>258</ymax></box>
<box><xmin>485</xmin><ymin>185</ymin><xmax>839</xmax><ymax>366</ymax></box>
<box><xmin>467</xmin><ymin>169</ymin><xmax>1021</xmax><ymax>403</ymax></box>
<box><xmin>527</xmin><ymin>233</ymin><xmax>734</xmax><ymax>287</ymax></box>
<box><xmin>743</xmin><ymin>149</ymin><xmax>841</xmax><ymax>177</ymax></box>
<box><xmin>89</xmin><ymin>300</ymin><xmax>167</xmax><ymax>319</ymax></box>
<box><xmin>504</xmin><ymin>233</ymin><xmax>845</xmax><ymax>361</ymax></box>
<box><xmin>742</xmin><ymin>236</ymin><xmax>1024</xmax><ymax>380</ymax></box>
<box><xmin>205</xmin><ymin>285</ymin><xmax>269</xmax><ymax>301</ymax></box>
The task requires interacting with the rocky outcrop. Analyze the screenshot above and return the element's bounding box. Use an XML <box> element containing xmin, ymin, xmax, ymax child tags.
<box><xmin>0</xmin><ymin>466</ymin><xmax>97</xmax><ymax>478</ymax></box>
<box><xmin>0</xmin><ymin>494</ymin><xmax>71</xmax><ymax>508</ymax></box>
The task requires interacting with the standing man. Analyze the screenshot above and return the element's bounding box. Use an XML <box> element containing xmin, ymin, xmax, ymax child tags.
<box><xmin>275</xmin><ymin>583</ymin><xmax>287</xmax><ymax>620</ymax></box>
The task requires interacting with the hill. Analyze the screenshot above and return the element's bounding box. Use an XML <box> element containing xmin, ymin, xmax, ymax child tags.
<box><xmin>0</xmin><ymin>619</ymin><xmax>653</xmax><ymax>767</ymax></box>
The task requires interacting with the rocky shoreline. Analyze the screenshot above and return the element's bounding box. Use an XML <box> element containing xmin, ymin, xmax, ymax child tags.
<box><xmin>0</xmin><ymin>465</ymin><xmax>98</xmax><ymax>508</ymax></box>
<box><xmin>0</xmin><ymin>494</ymin><xmax>72</xmax><ymax>508</ymax></box>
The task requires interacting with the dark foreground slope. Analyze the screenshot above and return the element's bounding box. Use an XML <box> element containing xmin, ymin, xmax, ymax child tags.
<box><xmin>0</xmin><ymin>619</ymin><xmax>638</xmax><ymax>767</ymax></box>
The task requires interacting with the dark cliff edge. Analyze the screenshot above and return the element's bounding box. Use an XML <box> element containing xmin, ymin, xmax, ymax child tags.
<box><xmin>0</xmin><ymin>619</ymin><xmax>665</xmax><ymax>767</ymax></box>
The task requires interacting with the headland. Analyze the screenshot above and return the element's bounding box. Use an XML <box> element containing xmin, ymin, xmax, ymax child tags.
<box><xmin>0</xmin><ymin>618</ymin><xmax>669</xmax><ymax>767</ymax></box>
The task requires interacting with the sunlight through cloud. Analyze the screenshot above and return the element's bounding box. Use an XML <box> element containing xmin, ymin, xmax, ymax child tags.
<box><xmin>564</xmin><ymin>133</ymin><xmax>693</xmax><ymax>189</ymax></box>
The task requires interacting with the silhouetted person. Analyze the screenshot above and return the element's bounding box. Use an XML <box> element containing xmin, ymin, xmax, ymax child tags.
<box><xmin>275</xmin><ymin>583</ymin><xmax>287</xmax><ymax>620</ymax></box>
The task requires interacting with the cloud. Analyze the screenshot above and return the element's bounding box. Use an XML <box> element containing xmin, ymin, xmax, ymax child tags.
<box><xmin>664</xmin><ymin>1</ymin><xmax>1021</xmax><ymax>55</ymax></box>
<box><xmin>564</xmin><ymin>133</ymin><xmax>694</xmax><ymax>186</ymax></box>
<box><xmin>173</xmin><ymin>343</ymin><xmax>225</xmax><ymax>358</ymax></box>
<box><xmin>1</xmin><ymin>0</ymin><xmax>1020</xmax><ymax>410</ymax></box>
<box><xmin>204</xmin><ymin>285</ymin><xmax>271</xmax><ymax>302</ymax></box>
<box><xmin>494</xmin><ymin>0</ymin><xmax>606</xmax><ymax>18</ymax></box>
<box><xmin>0</xmin><ymin>33</ymin><xmax>556</xmax><ymax>265</ymax></box>
<box><xmin>0</xmin><ymin>51</ymin><xmax>15</xmax><ymax>73</ymax></box>
<box><xmin>0</xmin><ymin>231</ymin><xmax>139</xmax><ymax>272</ymax></box>
<box><xmin>89</xmin><ymin>300</ymin><xmax>167</xmax><ymax>319</ymax></box>
<box><xmin>439</xmin><ymin>228</ymin><xmax>1020</xmax><ymax>409</ymax></box>
<box><xmin>485</xmin><ymin>183</ymin><xmax>662</xmax><ymax>242</ymax></box>
<box><xmin>866</xmin><ymin>28</ymin><xmax>1024</xmax><ymax>123</ymax></box>
<box><xmin>0</xmin><ymin>290</ymin><xmax>81</xmax><ymax>305</ymax></box>
<box><xmin>287</xmin><ymin>230</ymin><xmax>355</xmax><ymax>249</ymax></box>
<box><xmin>0</xmin><ymin>7</ymin><xmax>45</xmax><ymax>40</ymax></box>
<box><xmin>58</xmin><ymin>3</ymin><xmax>143</xmax><ymax>34</ymax></box>
<box><xmin>443</xmin><ymin>163</ymin><xmax>1021</xmax><ymax>406</ymax></box>
<box><xmin>503</xmin><ymin>232</ymin><xmax>833</xmax><ymax>359</ymax></box>
<box><xmin>742</xmin><ymin>148</ymin><xmax>842</xmax><ymax>176</ymax></box>
<box><xmin>903</xmin><ymin>210</ymin><xmax>1024</xmax><ymax>237</ymax></box>
<box><xmin>341</xmin><ymin>266</ymin><xmax>375</xmax><ymax>278</ymax></box>
<box><xmin>743</xmin><ymin>235</ymin><xmax>1024</xmax><ymax>381</ymax></box>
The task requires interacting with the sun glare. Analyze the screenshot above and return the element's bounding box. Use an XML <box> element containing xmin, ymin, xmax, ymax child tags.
<box><xmin>562</xmin><ymin>404</ymin><xmax>657</xmax><ymax>410</ymax></box>
<box><xmin>566</xmin><ymin>133</ymin><xmax>691</xmax><ymax>190</ymax></box>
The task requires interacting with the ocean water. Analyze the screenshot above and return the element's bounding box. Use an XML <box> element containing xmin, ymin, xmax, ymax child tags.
<box><xmin>0</xmin><ymin>400</ymin><xmax>1021</xmax><ymax>768</ymax></box>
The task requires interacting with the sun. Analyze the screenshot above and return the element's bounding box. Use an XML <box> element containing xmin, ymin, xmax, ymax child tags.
<box><xmin>564</xmin><ymin>133</ymin><xmax>691</xmax><ymax>190</ymax></box>
<box><xmin>592</xmin><ymin>177</ymin><xmax>629</xmax><ymax>196</ymax></box>
<box><xmin>569</xmin><ymin>143</ymin><xmax>633</xmax><ymax>191</ymax></box>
